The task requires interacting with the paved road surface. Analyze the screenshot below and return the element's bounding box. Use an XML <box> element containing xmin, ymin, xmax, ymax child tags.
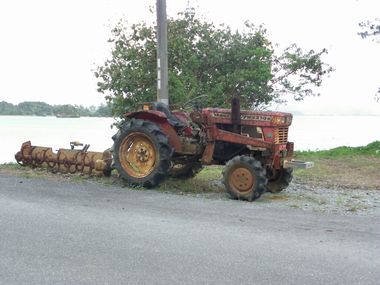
<box><xmin>0</xmin><ymin>172</ymin><xmax>379</xmax><ymax>284</ymax></box>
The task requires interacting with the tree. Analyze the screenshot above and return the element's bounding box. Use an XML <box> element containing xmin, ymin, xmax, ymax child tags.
<box><xmin>96</xmin><ymin>8</ymin><xmax>333</xmax><ymax>117</ymax></box>
<box><xmin>358</xmin><ymin>18</ymin><xmax>380</xmax><ymax>101</ymax></box>
<box><xmin>53</xmin><ymin>104</ymin><xmax>80</xmax><ymax>117</ymax></box>
<box><xmin>18</xmin><ymin>101</ymin><xmax>53</xmax><ymax>116</ymax></box>
<box><xmin>0</xmin><ymin>101</ymin><xmax>17</xmax><ymax>115</ymax></box>
<box><xmin>95</xmin><ymin>103</ymin><xmax>112</xmax><ymax>117</ymax></box>
<box><xmin>358</xmin><ymin>18</ymin><xmax>380</xmax><ymax>42</ymax></box>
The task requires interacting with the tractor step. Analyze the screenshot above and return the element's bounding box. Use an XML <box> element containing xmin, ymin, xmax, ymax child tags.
<box><xmin>284</xmin><ymin>160</ymin><xmax>314</xmax><ymax>169</ymax></box>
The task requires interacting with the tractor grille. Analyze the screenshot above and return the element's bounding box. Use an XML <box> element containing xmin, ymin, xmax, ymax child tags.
<box><xmin>274</xmin><ymin>127</ymin><xmax>288</xmax><ymax>144</ymax></box>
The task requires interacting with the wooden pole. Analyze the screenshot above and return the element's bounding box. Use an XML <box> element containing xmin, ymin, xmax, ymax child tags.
<box><xmin>156</xmin><ymin>0</ymin><xmax>169</xmax><ymax>105</ymax></box>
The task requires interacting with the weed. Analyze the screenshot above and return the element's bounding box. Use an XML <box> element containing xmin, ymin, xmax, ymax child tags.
<box><xmin>0</xmin><ymin>163</ymin><xmax>23</xmax><ymax>170</ymax></box>
<box><xmin>295</xmin><ymin>141</ymin><xmax>380</xmax><ymax>159</ymax></box>
<box><xmin>335</xmin><ymin>195</ymin><xmax>346</xmax><ymax>206</ymax></box>
<box><xmin>293</xmin><ymin>141</ymin><xmax>380</xmax><ymax>190</ymax></box>
<box><xmin>157</xmin><ymin>166</ymin><xmax>223</xmax><ymax>194</ymax></box>
<box><xmin>2</xmin><ymin>141</ymin><xmax>380</xmax><ymax>195</ymax></box>
<box><xmin>290</xmin><ymin>204</ymin><xmax>301</xmax><ymax>209</ymax></box>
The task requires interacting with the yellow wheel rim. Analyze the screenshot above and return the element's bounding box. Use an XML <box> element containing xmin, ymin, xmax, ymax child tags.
<box><xmin>230</xmin><ymin>167</ymin><xmax>254</xmax><ymax>194</ymax></box>
<box><xmin>119</xmin><ymin>132</ymin><xmax>157</xmax><ymax>178</ymax></box>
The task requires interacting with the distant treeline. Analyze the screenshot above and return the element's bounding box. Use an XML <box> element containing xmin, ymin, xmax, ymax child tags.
<box><xmin>0</xmin><ymin>101</ymin><xmax>112</xmax><ymax>117</ymax></box>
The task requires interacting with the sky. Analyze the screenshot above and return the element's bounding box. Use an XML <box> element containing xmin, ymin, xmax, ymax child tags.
<box><xmin>0</xmin><ymin>0</ymin><xmax>379</xmax><ymax>115</ymax></box>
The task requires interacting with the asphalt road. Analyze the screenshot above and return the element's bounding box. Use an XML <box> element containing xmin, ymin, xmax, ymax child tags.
<box><xmin>0</xmin><ymin>172</ymin><xmax>379</xmax><ymax>285</ymax></box>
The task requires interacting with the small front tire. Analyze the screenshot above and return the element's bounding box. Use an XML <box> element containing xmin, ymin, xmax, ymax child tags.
<box><xmin>222</xmin><ymin>156</ymin><xmax>267</xmax><ymax>201</ymax></box>
<box><xmin>266</xmin><ymin>167</ymin><xmax>293</xmax><ymax>193</ymax></box>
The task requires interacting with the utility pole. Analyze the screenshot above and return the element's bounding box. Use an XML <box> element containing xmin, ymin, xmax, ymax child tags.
<box><xmin>156</xmin><ymin>0</ymin><xmax>169</xmax><ymax>105</ymax></box>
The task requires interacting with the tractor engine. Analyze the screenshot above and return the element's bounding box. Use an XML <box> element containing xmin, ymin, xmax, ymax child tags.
<box><xmin>200</xmin><ymin>107</ymin><xmax>293</xmax><ymax>166</ymax></box>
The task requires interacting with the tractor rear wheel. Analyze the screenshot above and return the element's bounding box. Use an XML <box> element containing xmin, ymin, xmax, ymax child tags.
<box><xmin>222</xmin><ymin>156</ymin><xmax>267</xmax><ymax>201</ymax></box>
<box><xmin>266</xmin><ymin>167</ymin><xmax>293</xmax><ymax>193</ymax></box>
<box><xmin>112</xmin><ymin>119</ymin><xmax>173</xmax><ymax>188</ymax></box>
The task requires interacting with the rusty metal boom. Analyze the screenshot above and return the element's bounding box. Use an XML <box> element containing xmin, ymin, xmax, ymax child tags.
<box><xmin>15</xmin><ymin>141</ymin><xmax>112</xmax><ymax>176</ymax></box>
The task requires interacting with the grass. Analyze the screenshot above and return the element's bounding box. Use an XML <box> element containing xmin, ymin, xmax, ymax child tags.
<box><xmin>140</xmin><ymin>142</ymin><xmax>380</xmax><ymax>193</ymax></box>
<box><xmin>157</xmin><ymin>166</ymin><xmax>224</xmax><ymax>194</ymax></box>
<box><xmin>2</xmin><ymin>141</ymin><xmax>379</xmax><ymax>192</ymax></box>
<box><xmin>294</xmin><ymin>141</ymin><xmax>380</xmax><ymax>190</ymax></box>
<box><xmin>0</xmin><ymin>163</ymin><xmax>224</xmax><ymax>194</ymax></box>
<box><xmin>295</xmin><ymin>141</ymin><xmax>380</xmax><ymax>158</ymax></box>
<box><xmin>0</xmin><ymin>162</ymin><xmax>106</xmax><ymax>183</ymax></box>
<box><xmin>0</xmin><ymin>162</ymin><xmax>22</xmax><ymax>170</ymax></box>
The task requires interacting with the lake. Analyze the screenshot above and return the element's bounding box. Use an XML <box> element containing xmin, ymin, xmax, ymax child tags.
<box><xmin>1</xmin><ymin>115</ymin><xmax>380</xmax><ymax>163</ymax></box>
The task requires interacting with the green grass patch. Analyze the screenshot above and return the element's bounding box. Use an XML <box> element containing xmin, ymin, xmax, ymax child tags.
<box><xmin>0</xmin><ymin>162</ymin><xmax>23</xmax><ymax>170</ymax></box>
<box><xmin>295</xmin><ymin>141</ymin><xmax>380</xmax><ymax>159</ymax></box>
<box><xmin>293</xmin><ymin>141</ymin><xmax>380</xmax><ymax>190</ymax></box>
<box><xmin>157</xmin><ymin>166</ymin><xmax>224</xmax><ymax>194</ymax></box>
<box><xmin>0</xmin><ymin>163</ymin><xmax>225</xmax><ymax>194</ymax></box>
<box><xmin>2</xmin><ymin>141</ymin><xmax>379</xmax><ymax>192</ymax></box>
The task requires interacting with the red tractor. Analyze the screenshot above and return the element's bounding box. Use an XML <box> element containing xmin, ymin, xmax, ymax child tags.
<box><xmin>111</xmin><ymin>98</ymin><xmax>312</xmax><ymax>201</ymax></box>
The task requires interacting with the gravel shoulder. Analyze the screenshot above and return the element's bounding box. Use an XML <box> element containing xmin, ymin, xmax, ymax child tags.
<box><xmin>1</xmin><ymin>165</ymin><xmax>380</xmax><ymax>217</ymax></box>
<box><xmin>260</xmin><ymin>178</ymin><xmax>380</xmax><ymax>216</ymax></box>
<box><xmin>197</xmin><ymin>178</ymin><xmax>380</xmax><ymax>216</ymax></box>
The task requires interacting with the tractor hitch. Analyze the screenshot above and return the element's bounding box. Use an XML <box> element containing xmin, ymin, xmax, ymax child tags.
<box><xmin>284</xmin><ymin>160</ymin><xmax>314</xmax><ymax>169</ymax></box>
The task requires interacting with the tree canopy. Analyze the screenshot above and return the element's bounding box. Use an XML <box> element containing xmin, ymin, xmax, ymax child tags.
<box><xmin>0</xmin><ymin>101</ymin><xmax>112</xmax><ymax>117</ymax></box>
<box><xmin>96</xmin><ymin>8</ymin><xmax>333</xmax><ymax>117</ymax></box>
<box><xmin>358</xmin><ymin>18</ymin><xmax>380</xmax><ymax>42</ymax></box>
<box><xmin>358</xmin><ymin>18</ymin><xmax>380</xmax><ymax>101</ymax></box>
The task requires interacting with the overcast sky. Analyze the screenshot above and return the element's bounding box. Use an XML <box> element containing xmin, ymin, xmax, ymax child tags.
<box><xmin>0</xmin><ymin>0</ymin><xmax>379</xmax><ymax>115</ymax></box>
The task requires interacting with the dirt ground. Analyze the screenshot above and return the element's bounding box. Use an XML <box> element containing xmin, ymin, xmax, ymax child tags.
<box><xmin>293</xmin><ymin>156</ymin><xmax>380</xmax><ymax>190</ymax></box>
<box><xmin>260</xmin><ymin>178</ymin><xmax>380</xmax><ymax>216</ymax></box>
<box><xmin>1</xmin><ymin>163</ymin><xmax>379</xmax><ymax>217</ymax></box>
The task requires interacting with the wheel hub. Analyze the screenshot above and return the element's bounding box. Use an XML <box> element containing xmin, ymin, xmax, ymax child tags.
<box><xmin>119</xmin><ymin>133</ymin><xmax>157</xmax><ymax>178</ymax></box>
<box><xmin>136</xmin><ymin>145</ymin><xmax>149</xmax><ymax>162</ymax></box>
<box><xmin>230</xmin><ymin>167</ymin><xmax>254</xmax><ymax>193</ymax></box>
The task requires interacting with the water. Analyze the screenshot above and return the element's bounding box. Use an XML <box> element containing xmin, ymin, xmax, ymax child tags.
<box><xmin>289</xmin><ymin>115</ymin><xmax>380</xmax><ymax>151</ymax></box>
<box><xmin>1</xmin><ymin>115</ymin><xmax>380</xmax><ymax>163</ymax></box>
<box><xmin>1</xmin><ymin>116</ymin><xmax>115</xmax><ymax>164</ymax></box>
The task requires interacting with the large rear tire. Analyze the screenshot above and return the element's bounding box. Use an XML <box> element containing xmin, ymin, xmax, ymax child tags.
<box><xmin>112</xmin><ymin>119</ymin><xmax>173</xmax><ymax>188</ymax></box>
<box><xmin>222</xmin><ymin>156</ymin><xmax>267</xmax><ymax>201</ymax></box>
<box><xmin>266</xmin><ymin>167</ymin><xmax>293</xmax><ymax>193</ymax></box>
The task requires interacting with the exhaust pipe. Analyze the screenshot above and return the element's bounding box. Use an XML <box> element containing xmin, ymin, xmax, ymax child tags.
<box><xmin>231</xmin><ymin>97</ymin><xmax>241</xmax><ymax>134</ymax></box>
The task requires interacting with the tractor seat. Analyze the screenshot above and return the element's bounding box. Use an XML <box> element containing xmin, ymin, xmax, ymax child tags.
<box><xmin>152</xmin><ymin>102</ymin><xmax>187</xmax><ymax>129</ymax></box>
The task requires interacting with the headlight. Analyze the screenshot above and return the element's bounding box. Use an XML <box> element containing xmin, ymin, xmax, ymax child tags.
<box><xmin>143</xmin><ymin>104</ymin><xmax>152</xmax><ymax>111</ymax></box>
<box><xmin>272</xmin><ymin>116</ymin><xmax>286</xmax><ymax>125</ymax></box>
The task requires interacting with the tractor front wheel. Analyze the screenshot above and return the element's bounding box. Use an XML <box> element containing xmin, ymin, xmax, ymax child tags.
<box><xmin>266</xmin><ymin>167</ymin><xmax>293</xmax><ymax>193</ymax></box>
<box><xmin>112</xmin><ymin>119</ymin><xmax>173</xmax><ymax>188</ymax></box>
<box><xmin>222</xmin><ymin>156</ymin><xmax>267</xmax><ymax>201</ymax></box>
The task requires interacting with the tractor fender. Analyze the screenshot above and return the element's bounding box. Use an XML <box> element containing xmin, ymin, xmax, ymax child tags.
<box><xmin>125</xmin><ymin>110</ymin><xmax>167</xmax><ymax>121</ymax></box>
<box><xmin>125</xmin><ymin>111</ymin><xmax>182</xmax><ymax>152</ymax></box>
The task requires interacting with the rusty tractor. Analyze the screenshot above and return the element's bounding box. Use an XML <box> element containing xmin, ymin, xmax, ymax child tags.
<box><xmin>15</xmin><ymin>98</ymin><xmax>312</xmax><ymax>201</ymax></box>
<box><xmin>111</xmin><ymin>98</ymin><xmax>313</xmax><ymax>201</ymax></box>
